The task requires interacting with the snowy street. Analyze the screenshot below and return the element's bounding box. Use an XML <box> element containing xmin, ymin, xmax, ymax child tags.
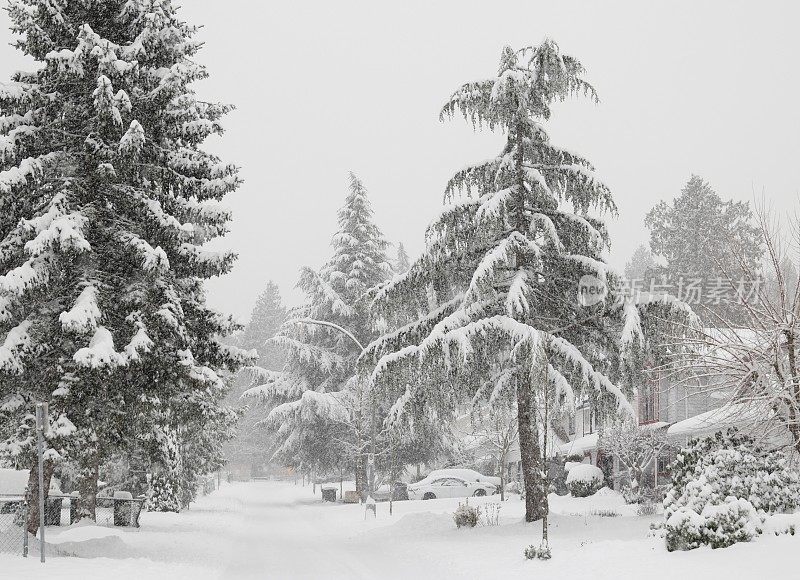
<box><xmin>3</xmin><ymin>480</ymin><xmax>799</xmax><ymax>579</ymax></box>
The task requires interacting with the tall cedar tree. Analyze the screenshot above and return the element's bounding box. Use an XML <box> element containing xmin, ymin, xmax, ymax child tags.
<box><xmin>363</xmin><ymin>42</ymin><xmax>695</xmax><ymax>522</ymax></box>
<box><xmin>0</xmin><ymin>0</ymin><xmax>246</xmax><ymax>525</ymax></box>
<box><xmin>245</xmin><ymin>174</ymin><xmax>391</xmax><ymax>494</ymax></box>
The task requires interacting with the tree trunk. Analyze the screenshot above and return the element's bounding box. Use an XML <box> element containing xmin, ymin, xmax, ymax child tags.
<box><xmin>25</xmin><ymin>459</ymin><xmax>55</xmax><ymax>535</ymax></box>
<box><xmin>77</xmin><ymin>450</ymin><xmax>100</xmax><ymax>521</ymax></box>
<box><xmin>517</xmin><ymin>384</ymin><xmax>546</xmax><ymax>522</ymax></box>
<box><xmin>499</xmin><ymin>451</ymin><xmax>506</xmax><ymax>502</ymax></box>
<box><xmin>355</xmin><ymin>454</ymin><xmax>368</xmax><ymax>502</ymax></box>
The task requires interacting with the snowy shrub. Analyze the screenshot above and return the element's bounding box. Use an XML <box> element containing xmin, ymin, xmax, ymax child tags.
<box><xmin>524</xmin><ymin>543</ymin><xmax>551</xmax><ymax>560</ymax></box>
<box><xmin>637</xmin><ymin>501</ymin><xmax>658</xmax><ymax>517</ymax></box>
<box><xmin>482</xmin><ymin>502</ymin><xmax>501</xmax><ymax>526</ymax></box>
<box><xmin>773</xmin><ymin>524</ymin><xmax>796</xmax><ymax>536</ymax></box>
<box><xmin>453</xmin><ymin>501</ymin><xmax>480</xmax><ymax>528</ymax></box>
<box><xmin>623</xmin><ymin>482</ymin><xmax>668</xmax><ymax>505</ymax></box>
<box><xmin>663</xmin><ymin>429</ymin><xmax>798</xmax><ymax>551</ymax></box>
<box><xmin>566</xmin><ymin>464</ymin><xmax>604</xmax><ymax>498</ymax></box>
<box><xmin>620</xmin><ymin>484</ymin><xmax>641</xmax><ymax>504</ymax></box>
<box><xmin>590</xmin><ymin>509</ymin><xmax>621</xmax><ymax>517</ymax></box>
<box><xmin>666</xmin><ymin>497</ymin><xmax>760</xmax><ymax>551</ymax></box>
<box><xmin>664</xmin><ymin>505</ymin><xmax>706</xmax><ymax>551</ymax></box>
<box><xmin>701</xmin><ymin>498</ymin><xmax>761</xmax><ymax>549</ymax></box>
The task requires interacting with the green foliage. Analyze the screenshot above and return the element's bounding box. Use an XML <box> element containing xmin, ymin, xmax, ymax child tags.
<box><xmin>566</xmin><ymin>478</ymin><xmax>603</xmax><ymax>498</ymax></box>
<box><xmin>645</xmin><ymin>175</ymin><xmax>763</xmax><ymax>324</ymax></box>
<box><xmin>664</xmin><ymin>428</ymin><xmax>800</xmax><ymax>551</ymax></box>
<box><xmin>453</xmin><ymin>500</ymin><xmax>480</xmax><ymax>528</ymax></box>
<box><xmin>0</xmin><ymin>0</ymin><xmax>246</xmax><ymax>512</ymax></box>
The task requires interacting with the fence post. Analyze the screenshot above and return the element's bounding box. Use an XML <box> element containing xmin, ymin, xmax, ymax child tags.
<box><xmin>22</xmin><ymin>498</ymin><xmax>28</xmax><ymax>558</ymax></box>
<box><xmin>35</xmin><ymin>402</ymin><xmax>47</xmax><ymax>563</ymax></box>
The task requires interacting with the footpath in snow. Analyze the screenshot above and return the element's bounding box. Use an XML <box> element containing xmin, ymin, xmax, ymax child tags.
<box><xmin>1</xmin><ymin>480</ymin><xmax>798</xmax><ymax>579</ymax></box>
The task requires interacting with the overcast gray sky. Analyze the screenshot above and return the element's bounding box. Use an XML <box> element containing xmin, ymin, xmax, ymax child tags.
<box><xmin>2</xmin><ymin>1</ymin><xmax>799</xmax><ymax>322</ymax></box>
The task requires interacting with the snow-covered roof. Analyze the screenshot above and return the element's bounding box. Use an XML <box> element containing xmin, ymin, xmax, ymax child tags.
<box><xmin>640</xmin><ymin>421</ymin><xmax>670</xmax><ymax>431</ymax></box>
<box><xmin>666</xmin><ymin>401</ymin><xmax>767</xmax><ymax>439</ymax></box>
<box><xmin>556</xmin><ymin>432</ymin><xmax>598</xmax><ymax>456</ymax></box>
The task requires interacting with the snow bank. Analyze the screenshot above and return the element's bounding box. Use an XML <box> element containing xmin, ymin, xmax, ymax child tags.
<box><xmin>49</xmin><ymin>524</ymin><xmax>124</xmax><ymax>544</ymax></box>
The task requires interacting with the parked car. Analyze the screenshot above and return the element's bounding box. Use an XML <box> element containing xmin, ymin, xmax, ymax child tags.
<box><xmin>413</xmin><ymin>468</ymin><xmax>501</xmax><ymax>488</ymax></box>
<box><xmin>407</xmin><ymin>476</ymin><xmax>497</xmax><ymax>500</ymax></box>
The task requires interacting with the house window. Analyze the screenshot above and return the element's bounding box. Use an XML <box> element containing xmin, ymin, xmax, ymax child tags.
<box><xmin>639</xmin><ymin>372</ymin><xmax>660</xmax><ymax>424</ymax></box>
<box><xmin>568</xmin><ymin>412</ymin><xmax>576</xmax><ymax>436</ymax></box>
<box><xmin>657</xmin><ymin>448</ymin><xmax>675</xmax><ymax>477</ymax></box>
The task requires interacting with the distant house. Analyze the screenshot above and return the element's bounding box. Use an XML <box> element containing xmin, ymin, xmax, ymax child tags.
<box><xmin>448</xmin><ymin>329</ymin><xmax>777</xmax><ymax>492</ymax></box>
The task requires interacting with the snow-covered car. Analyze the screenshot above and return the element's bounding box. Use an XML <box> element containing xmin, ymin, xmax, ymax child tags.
<box><xmin>414</xmin><ymin>468</ymin><xmax>501</xmax><ymax>488</ymax></box>
<box><xmin>407</xmin><ymin>476</ymin><xmax>497</xmax><ymax>500</ymax></box>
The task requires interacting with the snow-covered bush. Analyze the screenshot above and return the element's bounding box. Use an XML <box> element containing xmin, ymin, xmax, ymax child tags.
<box><xmin>524</xmin><ymin>543</ymin><xmax>551</xmax><ymax>560</ymax></box>
<box><xmin>637</xmin><ymin>501</ymin><xmax>658</xmax><ymax>516</ymax></box>
<box><xmin>566</xmin><ymin>464</ymin><xmax>604</xmax><ymax>498</ymax></box>
<box><xmin>482</xmin><ymin>502</ymin><xmax>501</xmax><ymax>526</ymax></box>
<box><xmin>701</xmin><ymin>498</ymin><xmax>761</xmax><ymax>549</ymax></box>
<box><xmin>664</xmin><ymin>429</ymin><xmax>799</xmax><ymax>551</ymax></box>
<box><xmin>666</xmin><ymin>497</ymin><xmax>760</xmax><ymax>551</ymax></box>
<box><xmin>453</xmin><ymin>501</ymin><xmax>480</xmax><ymax>528</ymax></box>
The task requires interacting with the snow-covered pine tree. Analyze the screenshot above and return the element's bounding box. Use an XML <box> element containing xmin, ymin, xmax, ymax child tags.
<box><xmin>363</xmin><ymin>41</ymin><xmax>695</xmax><ymax>522</ymax></box>
<box><xmin>394</xmin><ymin>243</ymin><xmax>411</xmax><ymax>274</ymax></box>
<box><xmin>241</xmin><ymin>281</ymin><xmax>287</xmax><ymax>368</ymax></box>
<box><xmin>0</xmin><ymin>0</ymin><xmax>246</xmax><ymax>522</ymax></box>
<box><xmin>245</xmin><ymin>173</ymin><xmax>391</xmax><ymax>494</ymax></box>
<box><xmin>223</xmin><ymin>281</ymin><xmax>287</xmax><ymax>477</ymax></box>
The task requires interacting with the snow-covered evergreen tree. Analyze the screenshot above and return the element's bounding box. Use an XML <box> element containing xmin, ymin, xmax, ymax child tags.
<box><xmin>0</xmin><ymin>0</ymin><xmax>246</xmax><ymax>522</ymax></box>
<box><xmin>645</xmin><ymin>175</ymin><xmax>763</xmax><ymax>325</ymax></box>
<box><xmin>245</xmin><ymin>173</ymin><xmax>391</xmax><ymax>494</ymax></box>
<box><xmin>223</xmin><ymin>281</ymin><xmax>286</xmax><ymax>477</ymax></box>
<box><xmin>241</xmin><ymin>281</ymin><xmax>287</xmax><ymax>368</ymax></box>
<box><xmin>363</xmin><ymin>41</ymin><xmax>695</xmax><ymax>522</ymax></box>
<box><xmin>394</xmin><ymin>243</ymin><xmax>411</xmax><ymax>274</ymax></box>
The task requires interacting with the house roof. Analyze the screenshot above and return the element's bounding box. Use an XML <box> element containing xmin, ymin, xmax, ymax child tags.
<box><xmin>666</xmin><ymin>400</ymin><xmax>768</xmax><ymax>439</ymax></box>
<box><xmin>556</xmin><ymin>432</ymin><xmax>598</xmax><ymax>456</ymax></box>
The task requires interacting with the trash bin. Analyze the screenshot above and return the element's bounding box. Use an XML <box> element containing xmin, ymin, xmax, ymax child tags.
<box><xmin>113</xmin><ymin>491</ymin><xmax>133</xmax><ymax>526</ymax></box>
<box><xmin>44</xmin><ymin>497</ymin><xmax>62</xmax><ymax>526</ymax></box>
<box><xmin>321</xmin><ymin>488</ymin><xmax>336</xmax><ymax>502</ymax></box>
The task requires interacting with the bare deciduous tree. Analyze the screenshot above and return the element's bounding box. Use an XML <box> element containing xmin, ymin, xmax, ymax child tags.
<box><xmin>598</xmin><ymin>418</ymin><xmax>667</xmax><ymax>492</ymax></box>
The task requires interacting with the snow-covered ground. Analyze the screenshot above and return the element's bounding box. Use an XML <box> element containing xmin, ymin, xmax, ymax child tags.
<box><xmin>1</xmin><ymin>480</ymin><xmax>797</xmax><ymax>579</ymax></box>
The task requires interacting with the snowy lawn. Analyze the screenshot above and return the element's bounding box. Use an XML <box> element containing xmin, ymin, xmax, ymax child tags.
<box><xmin>1</xmin><ymin>480</ymin><xmax>797</xmax><ymax>579</ymax></box>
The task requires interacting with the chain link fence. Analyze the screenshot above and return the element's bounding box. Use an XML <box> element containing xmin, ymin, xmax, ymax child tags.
<box><xmin>0</xmin><ymin>495</ymin><xmax>28</xmax><ymax>557</ymax></box>
<box><xmin>39</xmin><ymin>495</ymin><xmax>144</xmax><ymax>528</ymax></box>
